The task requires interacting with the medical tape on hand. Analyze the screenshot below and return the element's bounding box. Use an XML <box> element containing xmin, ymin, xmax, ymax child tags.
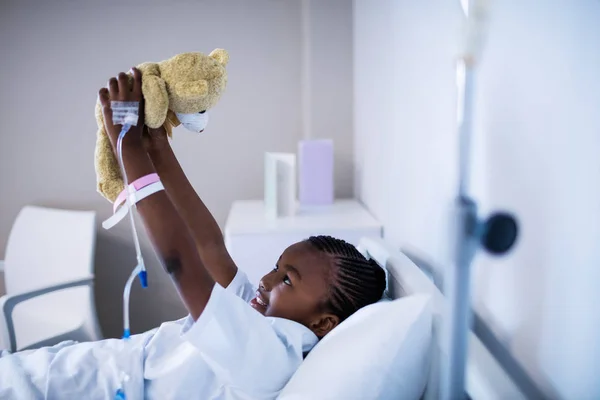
<box><xmin>102</xmin><ymin>181</ymin><xmax>165</xmax><ymax>230</ymax></box>
<box><xmin>111</xmin><ymin>101</ymin><xmax>140</xmax><ymax>126</ymax></box>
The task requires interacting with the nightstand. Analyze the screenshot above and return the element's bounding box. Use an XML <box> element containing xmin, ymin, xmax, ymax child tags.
<box><xmin>224</xmin><ymin>199</ymin><xmax>382</xmax><ymax>285</ymax></box>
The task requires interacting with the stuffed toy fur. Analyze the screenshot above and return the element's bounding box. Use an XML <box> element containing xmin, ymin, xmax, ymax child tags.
<box><xmin>94</xmin><ymin>49</ymin><xmax>229</xmax><ymax>202</ymax></box>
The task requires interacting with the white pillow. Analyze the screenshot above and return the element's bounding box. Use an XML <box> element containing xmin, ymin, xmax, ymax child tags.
<box><xmin>278</xmin><ymin>294</ymin><xmax>433</xmax><ymax>400</ymax></box>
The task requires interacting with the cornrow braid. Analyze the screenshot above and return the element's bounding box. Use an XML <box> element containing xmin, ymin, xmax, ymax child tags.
<box><xmin>307</xmin><ymin>235</ymin><xmax>386</xmax><ymax>322</ymax></box>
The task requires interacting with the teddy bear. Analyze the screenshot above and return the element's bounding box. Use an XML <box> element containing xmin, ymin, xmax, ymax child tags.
<box><xmin>94</xmin><ymin>49</ymin><xmax>229</xmax><ymax>202</ymax></box>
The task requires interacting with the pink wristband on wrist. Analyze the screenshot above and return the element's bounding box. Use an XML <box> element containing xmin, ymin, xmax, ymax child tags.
<box><xmin>113</xmin><ymin>173</ymin><xmax>160</xmax><ymax>213</ymax></box>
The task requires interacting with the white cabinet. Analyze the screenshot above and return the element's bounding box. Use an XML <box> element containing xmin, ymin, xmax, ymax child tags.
<box><xmin>224</xmin><ymin>199</ymin><xmax>382</xmax><ymax>285</ymax></box>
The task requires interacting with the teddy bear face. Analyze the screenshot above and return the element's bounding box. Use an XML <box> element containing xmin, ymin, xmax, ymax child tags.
<box><xmin>159</xmin><ymin>51</ymin><xmax>228</xmax><ymax>115</ymax></box>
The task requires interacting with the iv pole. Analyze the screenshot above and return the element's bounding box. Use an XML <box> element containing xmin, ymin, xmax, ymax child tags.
<box><xmin>440</xmin><ymin>1</ymin><xmax>519</xmax><ymax>399</ymax></box>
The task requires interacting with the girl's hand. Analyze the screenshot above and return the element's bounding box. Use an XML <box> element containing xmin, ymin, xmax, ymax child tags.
<box><xmin>98</xmin><ymin>67</ymin><xmax>145</xmax><ymax>154</ymax></box>
<box><xmin>144</xmin><ymin>125</ymin><xmax>171</xmax><ymax>154</ymax></box>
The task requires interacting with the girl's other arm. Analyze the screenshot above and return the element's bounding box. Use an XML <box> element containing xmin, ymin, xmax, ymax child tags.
<box><xmin>145</xmin><ymin>131</ymin><xmax>238</xmax><ymax>288</ymax></box>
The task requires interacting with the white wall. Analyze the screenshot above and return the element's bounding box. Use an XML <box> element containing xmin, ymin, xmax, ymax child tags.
<box><xmin>0</xmin><ymin>0</ymin><xmax>353</xmax><ymax>338</ymax></box>
<box><xmin>302</xmin><ymin>0</ymin><xmax>354</xmax><ymax>197</ymax></box>
<box><xmin>354</xmin><ymin>0</ymin><xmax>600</xmax><ymax>398</ymax></box>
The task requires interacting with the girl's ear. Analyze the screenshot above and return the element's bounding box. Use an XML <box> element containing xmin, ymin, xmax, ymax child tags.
<box><xmin>310</xmin><ymin>313</ymin><xmax>340</xmax><ymax>338</ymax></box>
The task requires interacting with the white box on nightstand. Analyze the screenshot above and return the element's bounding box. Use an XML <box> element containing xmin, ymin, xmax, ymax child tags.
<box><xmin>224</xmin><ymin>199</ymin><xmax>382</xmax><ymax>285</ymax></box>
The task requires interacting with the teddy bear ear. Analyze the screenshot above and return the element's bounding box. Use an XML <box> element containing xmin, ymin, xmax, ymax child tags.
<box><xmin>209</xmin><ymin>48</ymin><xmax>229</xmax><ymax>66</ymax></box>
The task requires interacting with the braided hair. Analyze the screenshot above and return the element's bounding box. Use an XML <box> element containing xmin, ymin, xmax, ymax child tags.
<box><xmin>307</xmin><ymin>235</ymin><xmax>386</xmax><ymax>322</ymax></box>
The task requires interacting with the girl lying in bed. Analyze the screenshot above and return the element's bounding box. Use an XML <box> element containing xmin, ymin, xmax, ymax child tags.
<box><xmin>0</xmin><ymin>68</ymin><xmax>386</xmax><ymax>399</ymax></box>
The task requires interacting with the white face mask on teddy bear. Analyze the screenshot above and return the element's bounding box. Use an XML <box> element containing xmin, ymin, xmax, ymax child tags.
<box><xmin>176</xmin><ymin>111</ymin><xmax>209</xmax><ymax>133</ymax></box>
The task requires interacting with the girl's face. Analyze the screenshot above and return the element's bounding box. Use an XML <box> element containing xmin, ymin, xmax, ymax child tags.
<box><xmin>250</xmin><ymin>241</ymin><xmax>340</xmax><ymax>338</ymax></box>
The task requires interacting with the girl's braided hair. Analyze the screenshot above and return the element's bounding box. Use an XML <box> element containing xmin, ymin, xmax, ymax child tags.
<box><xmin>307</xmin><ymin>235</ymin><xmax>386</xmax><ymax>322</ymax></box>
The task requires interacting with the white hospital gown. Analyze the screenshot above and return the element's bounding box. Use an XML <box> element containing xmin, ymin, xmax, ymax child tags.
<box><xmin>0</xmin><ymin>270</ymin><xmax>318</xmax><ymax>400</ymax></box>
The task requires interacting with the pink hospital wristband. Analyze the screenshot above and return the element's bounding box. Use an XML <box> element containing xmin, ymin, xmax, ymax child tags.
<box><xmin>113</xmin><ymin>173</ymin><xmax>160</xmax><ymax>213</ymax></box>
<box><xmin>102</xmin><ymin>180</ymin><xmax>165</xmax><ymax>230</ymax></box>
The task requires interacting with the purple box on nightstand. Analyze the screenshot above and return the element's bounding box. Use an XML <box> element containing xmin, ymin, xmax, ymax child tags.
<box><xmin>298</xmin><ymin>139</ymin><xmax>334</xmax><ymax>205</ymax></box>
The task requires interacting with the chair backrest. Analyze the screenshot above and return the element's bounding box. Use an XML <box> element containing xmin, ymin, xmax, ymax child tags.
<box><xmin>4</xmin><ymin>205</ymin><xmax>96</xmax><ymax>294</ymax></box>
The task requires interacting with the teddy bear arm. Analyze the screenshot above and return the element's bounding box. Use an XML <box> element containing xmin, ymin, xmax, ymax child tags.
<box><xmin>142</xmin><ymin>75</ymin><xmax>169</xmax><ymax>129</ymax></box>
<box><xmin>94</xmin><ymin>123</ymin><xmax>124</xmax><ymax>202</ymax></box>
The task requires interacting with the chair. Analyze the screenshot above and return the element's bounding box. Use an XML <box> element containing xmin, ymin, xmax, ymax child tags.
<box><xmin>0</xmin><ymin>205</ymin><xmax>102</xmax><ymax>352</ymax></box>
